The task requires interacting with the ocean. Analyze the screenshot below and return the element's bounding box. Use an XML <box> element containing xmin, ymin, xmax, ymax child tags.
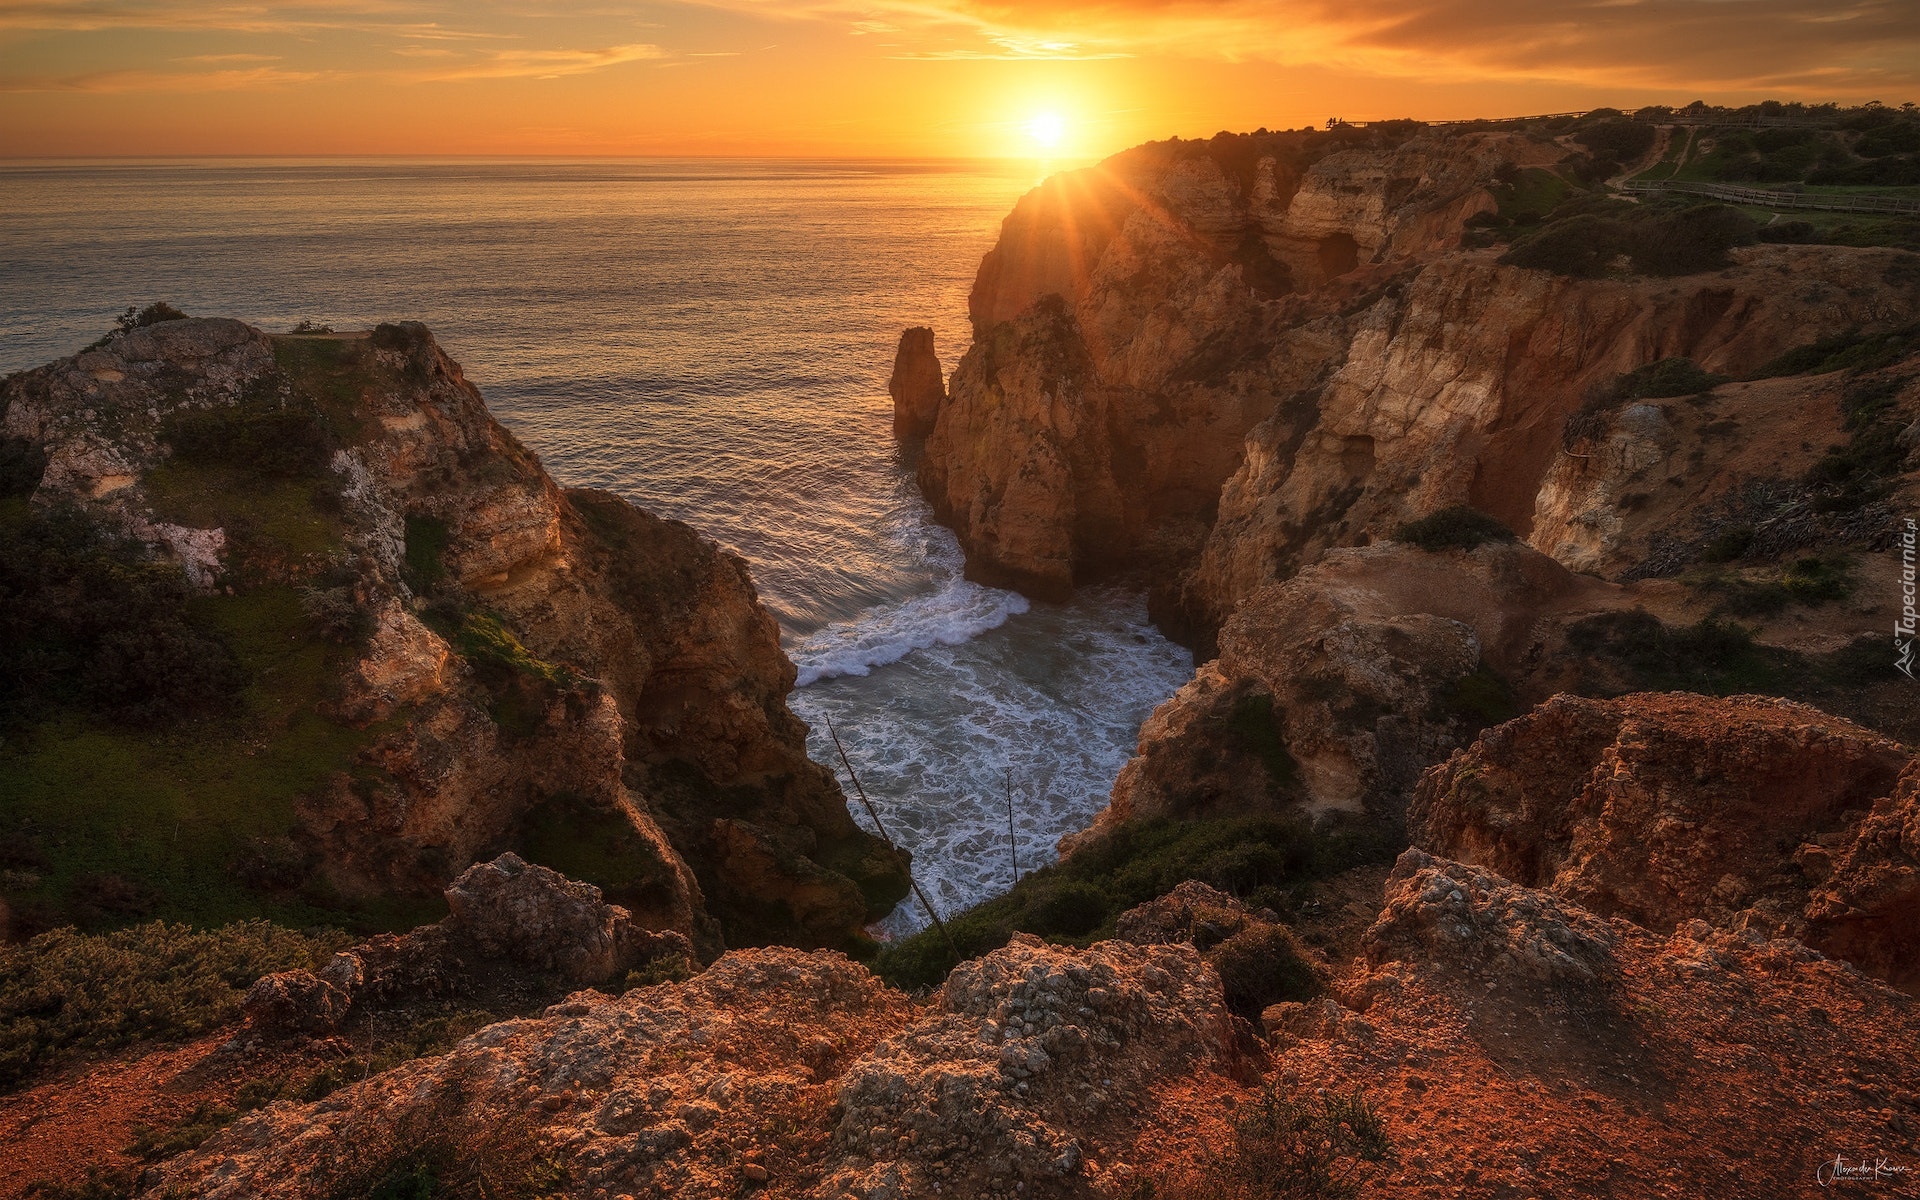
<box><xmin>0</xmin><ymin>158</ymin><xmax>1195</xmax><ymax>935</ymax></box>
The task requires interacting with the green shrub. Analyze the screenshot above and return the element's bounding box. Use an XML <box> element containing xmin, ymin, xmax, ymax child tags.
<box><xmin>1500</xmin><ymin>213</ymin><xmax>1626</xmax><ymax>277</ymax></box>
<box><xmin>1629</xmin><ymin>204</ymin><xmax>1757</xmax><ymax>275</ymax></box>
<box><xmin>0</xmin><ymin>920</ymin><xmax>344</xmax><ymax>1091</ymax></box>
<box><xmin>1024</xmin><ymin>880</ymin><xmax>1109</xmax><ymax>937</ymax></box>
<box><xmin>1613</xmin><ymin>357</ymin><xmax>1728</xmax><ymax>401</ymax></box>
<box><xmin>1753</xmin><ymin>326</ymin><xmax>1920</xmax><ymax>378</ymax></box>
<box><xmin>1143</xmin><ymin>1083</ymin><xmax>1392</xmax><ymax>1200</ymax></box>
<box><xmin>114</xmin><ymin>303</ymin><xmax>188</xmax><ymax>333</ymax></box>
<box><xmin>873</xmin><ymin>812</ymin><xmax>1396</xmax><ymax>990</ymax></box>
<box><xmin>1225</xmin><ymin>690</ymin><xmax>1298</xmax><ymax>788</ymax></box>
<box><xmin>403</xmin><ymin>515</ymin><xmax>451</xmax><ymax>592</ymax></box>
<box><xmin>1393</xmin><ymin>506</ymin><xmax>1516</xmax><ymax>552</ymax></box>
<box><xmin>1574</xmin><ymin>119</ymin><xmax>1656</xmax><ymax>161</ymax></box>
<box><xmin>1806</xmin><ymin>376</ymin><xmax>1913</xmax><ymax>512</ymax></box>
<box><xmin>1208</xmin><ymin>925</ymin><xmax>1320</xmax><ymax>1021</ymax></box>
<box><xmin>0</xmin><ymin>505</ymin><xmax>245</xmax><ymax>730</ymax></box>
<box><xmin>1779</xmin><ymin>556</ymin><xmax>1855</xmax><ymax>604</ymax></box>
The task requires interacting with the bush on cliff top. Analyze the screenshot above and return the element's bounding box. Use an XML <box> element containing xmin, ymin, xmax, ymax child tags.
<box><xmin>1134</xmin><ymin>1082</ymin><xmax>1392</xmax><ymax>1200</ymax></box>
<box><xmin>1500</xmin><ymin>203</ymin><xmax>1758</xmax><ymax>278</ymax></box>
<box><xmin>0</xmin><ymin>504</ymin><xmax>245</xmax><ymax>731</ymax></box>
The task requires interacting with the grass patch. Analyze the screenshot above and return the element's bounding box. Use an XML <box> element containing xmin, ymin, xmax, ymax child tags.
<box><xmin>0</xmin><ymin>583</ymin><xmax>405</xmax><ymax>935</ymax></box>
<box><xmin>0</xmin><ymin>920</ymin><xmax>345</xmax><ymax>1091</ymax></box>
<box><xmin>1805</xmin><ymin>375</ymin><xmax>1914</xmax><ymax>514</ymax></box>
<box><xmin>1393</xmin><ymin>506</ymin><xmax>1516</xmax><ymax>552</ymax></box>
<box><xmin>873</xmin><ymin>812</ymin><xmax>1397</xmax><ymax>990</ymax></box>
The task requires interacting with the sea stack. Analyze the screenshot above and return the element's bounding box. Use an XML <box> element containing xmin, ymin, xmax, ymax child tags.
<box><xmin>888</xmin><ymin>325</ymin><xmax>945</xmax><ymax>439</ymax></box>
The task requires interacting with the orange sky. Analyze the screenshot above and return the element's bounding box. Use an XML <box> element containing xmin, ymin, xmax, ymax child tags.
<box><xmin>2</xmin><ymin>0</ymin><xmax>1916</xmax><ymax>158</ymax></box>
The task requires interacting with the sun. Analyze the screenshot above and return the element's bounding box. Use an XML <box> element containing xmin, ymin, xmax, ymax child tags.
<box><xmin>1026</xmin><ymin>111</ymin><xmax>1067</xmax><ymax>154</ymax></box>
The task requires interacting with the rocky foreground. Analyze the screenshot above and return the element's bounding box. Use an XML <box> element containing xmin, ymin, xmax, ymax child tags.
<box><xmin>126</xmin><ymin>774</ymin><xmax>1918</xmax><ymax>1198</ymax></box>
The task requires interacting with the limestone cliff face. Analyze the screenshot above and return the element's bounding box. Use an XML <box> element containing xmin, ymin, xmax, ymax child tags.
<box><xmin>915</xmin><ymin>125</ymin><xmax>1920</xmax><ymax>645</ymax></box>
<box><xmin>1067</xmin><ymin>541</ymin><xmax>1632</xmax><ymax>851</ymax></box>
<box><xmin>1187</xmin><ymin>246</ymin><xmax>1920</xmax><ymax>638</ymax></box>
<box><xmin>920</xmin><ymin>128</ymin><xmax>1539</xmax><ymax>600</ymax></box>
<box><xmin>0</xmin><ymin>319</ymin><xmax>904</xmax><ymax>951</ymax></box>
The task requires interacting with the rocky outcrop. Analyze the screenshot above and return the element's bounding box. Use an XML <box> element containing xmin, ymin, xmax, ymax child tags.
<box><xmin>1182</xmin><ymin>248</ymin><xmax>1920</xmax><ymax>639</ymax></box>
<box><xmin>888</xmin><ymin>327</ymin><xmax>945</xmax><ymax>439</ymax></box>
<box><xmin>919</xmin><ymin>127</ymin><xmax>1545</xmax><ymax>600</ymax></box>
<box><xmin>1807</xmin><ymin>763</ymin><xmax>1920</xmax><ymax>993</ymax></box>
<box><xmin>146</xmin><ymin>933</ymin><xmax>1243</xmax><ymax>1200</ymax></box>
<box><xmin>1068</xmin><ymin>541</ymin><xmax>1632</xmax><ymax>852</ymax></box>
<box><xmin>0</xmin><ymin>319</ymin><xmax>906</xmax><ymax>950</ymax></box>
<box><xmin>243</xmin><ymin>854</ymin><xmax>694</xmax><ymax>1037</ymax></box>
<box><xmin>1412</xmin><ymin>693</ymin><xmax>1919</xmax><ymax>991</ymax></box>
<box><xmin>1266</xmin><ymin>848</ymin><xmax>1920</xmax><ymax>1197</ymax></box>
<box><xmin>134</xmin><ymin>848</ymin><xmax>1920</xmax><ymax>1200</ymax></box>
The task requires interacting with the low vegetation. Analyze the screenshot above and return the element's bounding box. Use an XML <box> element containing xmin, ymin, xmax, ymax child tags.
<box><xmin>873</xmin><ymin>812</ymin><xmax>1397</xmax><ymax>991</ymax></box>
<box><xmin>1500</xmin><ymin>201</ymin><xmax>1759</xmax><ymax>278</ymax></box>
<box><xmin>0</xmin><ymin>920</ymin><xmax>345</xmax><ymax>1090</ymax></box>
<box><xmin>1393</xmin><ymin>506</ymin><xmax>1517</xmax><ymax>552</ymax></box>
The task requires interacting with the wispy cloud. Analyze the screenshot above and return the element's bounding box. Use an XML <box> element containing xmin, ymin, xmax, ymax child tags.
<box><xmin>412</xmin><ymin>41</ymin><xmax>665</xmax><ymax>80</ymax></box>
<box><xmin>0</xmin><ymin>65</ymin><xmax>328</xmax><ymax>92</ymax></box>
<box><xmin>690</xmin><ymin>0</ymin><xmax>1920</xmax><ymax>91</ymax></box>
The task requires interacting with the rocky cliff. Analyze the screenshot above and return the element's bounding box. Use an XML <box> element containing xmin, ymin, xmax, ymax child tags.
<box><xmin>899</xmin><ymin>118</ymin><xmax>1919</xmax><ymax>874</ymax></box>
<box><xmin>909</xmin><ymin>124</ymin><xmax>1920</xmax><ymax>641</ymax></box>
<box><xmin>0</xmin><ymin>317</ymin><xmax>905</xmax><ymax>951</ymax></box>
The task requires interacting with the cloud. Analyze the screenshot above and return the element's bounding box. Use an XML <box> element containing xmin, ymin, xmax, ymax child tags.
<box><xmin>0</xmin><ymin>65</ymin><xmax>327</xmax><ymax>91</ymax></box>
<box><xmin>693</xmin><ymin>0</ymin><xmax>1920</xmax><ymax>92</ymax></box>
<box><xmin>413</xmin><ymin>41</ymin><xmax>666</xmax><ymax>80</ymax></box>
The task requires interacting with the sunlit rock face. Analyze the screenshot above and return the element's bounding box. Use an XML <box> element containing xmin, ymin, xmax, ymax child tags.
<box><xmin>916</xmin><ymin>125</ymin><xmax>1920</xmax><ymax>648</ymax></box>
<box><xmin>888</xmin><ymin>325</ymin><xmax>946</xmax><ymax>439</ymax></box>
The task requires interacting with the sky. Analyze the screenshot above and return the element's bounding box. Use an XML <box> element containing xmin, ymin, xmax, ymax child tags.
<box><xmin>2</xmin><ymin>0</ymin><xmax>1917</xmax><ymax>158</ymax></box>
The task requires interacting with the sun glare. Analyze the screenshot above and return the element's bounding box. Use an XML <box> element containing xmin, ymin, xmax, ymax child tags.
<box><xmin>1026</xmin><ymin>111</ymin><xmax>1067</xmax><ymax>154</ymax></box>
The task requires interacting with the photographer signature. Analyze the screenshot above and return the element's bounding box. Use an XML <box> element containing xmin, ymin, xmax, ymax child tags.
<box><xmin>1818</xmin><ymin>1154</ymin><xmax>1910</xmax><ymax>1186</ymax></box>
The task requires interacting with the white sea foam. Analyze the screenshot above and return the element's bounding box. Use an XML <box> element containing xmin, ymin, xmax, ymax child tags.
<box><xmin>790</xmin><ymin>577</ymin><xmax>1030</xmax><ymax>685</ymax></box>
<box><xmin>789</xmin><ymin>586</ymin><xmax>1195</xmax><ymax>937</ymax></box>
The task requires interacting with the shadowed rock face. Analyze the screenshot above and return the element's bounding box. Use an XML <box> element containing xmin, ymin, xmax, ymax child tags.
<box><xmin>0</xmin><ymin>318</ymin><xmax>907</xmax><ymax>951</ymax></box>
<box><xmin>1412</xmin><ymin>692</ymin><xmax>1920</xmax><ymax>992</ymax></box>
<box><xmin>888</xmin><ymin>326</ymin><xmax>945</xmax><ymax>439</ymax></box>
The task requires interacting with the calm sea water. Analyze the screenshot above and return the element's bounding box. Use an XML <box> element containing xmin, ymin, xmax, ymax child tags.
<box><xmin>0</xmin><ymin>159</ymin><xmax>1194</xmax><ymax>933</ymax></box>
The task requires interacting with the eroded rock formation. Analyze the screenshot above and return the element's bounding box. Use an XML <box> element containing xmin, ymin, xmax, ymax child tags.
<box><xmin>888</xmin><ymin>326</ymin><xmax>946</xmax><ymax>439</ymax></box>
<box><xmin>0</xmin><ymin>319</ymin><xmax>906</xmax><ymax>950</ymax></box>
<box><xmin>1413</xmin><ymin>693</ymin><xmax>1920</xmax><ymax>992</ymax></box>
